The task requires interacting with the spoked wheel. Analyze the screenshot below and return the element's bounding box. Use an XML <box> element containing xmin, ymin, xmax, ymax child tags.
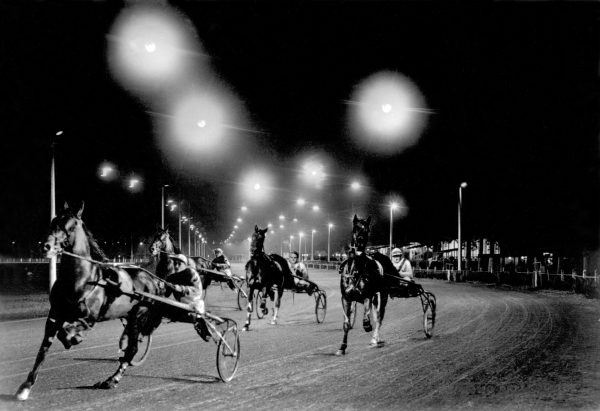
<box><xmin>128</xmin><ymin>332</ymin><xmax>152</xmax><ymax>366</ymax></box>
<box><xmin>255</xmin><ymin>290</ymin><xmax>268</xmax><ymax>319</ymax></box>
<box><xmin>422</xmin><ymin>291</ymin><xmax>436</xmax><ymax>338</ymax></box>
<box><xmin>349</xmin><ymin>301</ymin><xmax>358</xmax><ymax>329</ymax></box>
<box><xmin>236</xmin><ymin>280</ymin><xmax>248</xmax><ymax>310</ymax></box>
<box><xmin>215</xmin><ymin>319</ymin><xmax>240</xmax><ymax>382</ymax></box>
<box><xmin>315</xmin><ymin>291</ymin><xmax>327</xmax><ymax>323</ymax></box>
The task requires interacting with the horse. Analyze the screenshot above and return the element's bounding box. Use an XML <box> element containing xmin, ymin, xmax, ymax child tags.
<box><xmin>336</xmin><ymin>215</ymin><xmax>390</xmax><ymax>356</ymax></box>
<box><xmin>148</xmin><ymin>227</ymin><xmax>216</xmax><ymax>295</ymax></box>
<box><xmin>243</xmin><ymin>225</ymin><xmax>292</xmax><ymax>331</ymax></box>
<box><xmin>15</xmin><ymin>202</ymin><xmax>164</xmax><ymax>400</ymax></box>
<box><xmin>191</xmin><ymin>255</ymin><xmax>233</xmax><ymax>296</ymax></box>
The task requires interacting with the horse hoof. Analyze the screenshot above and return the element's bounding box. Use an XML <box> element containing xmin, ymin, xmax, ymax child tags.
<box><xmin>15</xmin><ymin>387</ymin><xmax>30</xmax><ymax>401</ymax></box>
<box><xmin>369</xmin><ymin>340</ymin><xmax>385</xmax><ymax>348</ymax></box>
<box><xmin>335</xmin><ymin>349</ymin><xmax>345</xmax><ymax>356</ymax></box>
<box><xmin>242</xmin><ymin>325</ymin><xmax>249</xmax><ymax>332</ymax></box>
<box><xmin>363</xmin><ymin>321</ymin><xmax>373</xmax><ymax>333</ymax></box>
<box><xmin>70</xmin><ymin>334</ymin><xmax>83</xmax><ymax>346</ymax></box>
<box><xmin>94</xmin><ymin>380</ymin><xmax>117</xmax><ymax>390</ymax></box>
<box><xmin>269</xmin><ymin>320</ymin><xmax>277</xmax><ymax>325</ymax></box>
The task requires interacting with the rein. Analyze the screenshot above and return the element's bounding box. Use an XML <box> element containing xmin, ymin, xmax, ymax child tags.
<box><xmin>59</xmin><ymin>250</ymin><xmax>168</xmax><ymax>285</ymax></box>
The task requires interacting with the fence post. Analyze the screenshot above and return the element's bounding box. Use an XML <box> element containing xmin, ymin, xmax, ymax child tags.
<box><xmin>532</xmin><ymin>270</ymin><xmax>538</xmax><ymax>288</ymax></box>
<box><xmin>447</xmin><ymin>269</ymin><xmax>451</xmax><ymax>282</ymax></box>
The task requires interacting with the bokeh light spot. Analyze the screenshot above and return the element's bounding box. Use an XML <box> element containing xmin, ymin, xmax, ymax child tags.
<box><xmin>348</xmin><ymin>71</ymin><xmax>429</xmax><ymax>155</ymax></box>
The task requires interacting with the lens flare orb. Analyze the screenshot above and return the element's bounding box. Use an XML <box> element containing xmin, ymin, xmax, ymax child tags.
<box><xmin>348</xmin><ymin>71</ymin><xmax>429</xmax><ymax>155</ymax></box>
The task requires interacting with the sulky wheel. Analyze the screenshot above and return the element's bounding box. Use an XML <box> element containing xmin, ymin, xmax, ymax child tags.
<box><xmin>315</xmin><ymin>291</ymin><xmax>327</xmax><ymax>323</ymax></box>
<box><xmin>349</xmin><ymin>301</ymin><xmax>358</xmax><ymax>329</ymax></box>
<box><xmin>215</xmin><ymin>320</ymin><xmax>240</xmax><ymax>382</ymax></box>
<box><xmin>236</xmin><ymin>280</ymin><xmax>248</xmax><ymax>310</ymax></box>
<box><xmin>423</xmin><ymin>291</ymin><xmax>436</xmax><ymax>339</ymax></box>
<box><xmin>128</xmin><ymin>332</ymin><xmax>152</xmax><ymax>366</ymax></box>
<box><xmin>255</xmin><ymin>290</ymin><xmax>267</xmax><ymax>319</ymax></box>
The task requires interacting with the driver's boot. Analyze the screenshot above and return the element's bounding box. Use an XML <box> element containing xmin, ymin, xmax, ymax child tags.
<box><xmin>194</xmin><ymin>317</ymin><xmax>211</xmax><ymax>342</ymax></box>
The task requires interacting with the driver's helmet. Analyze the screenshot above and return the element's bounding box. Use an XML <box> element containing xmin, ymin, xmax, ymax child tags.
<box><xmin>170</xmin><ymin>253</ymin><xmax>188</xmax><ymax>265</ymax></box>
<box><xmin>391</xmin><ymin>248</ymin><xmax>402</xmax><ymax>257</ymax></box>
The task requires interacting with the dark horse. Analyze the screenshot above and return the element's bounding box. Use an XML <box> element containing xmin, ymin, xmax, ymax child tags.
<box><xmin>336</xmin><ymin>215</ymin><xmax>394</xmax><ymax>356</ymax></box>
<box><xmin>243</xmin><ymin>225</ymin><xmax>294</xmax><ymax>330</ymax></box>
<box><xmin>148</xmin><ymin>227</ymin><xmax>213</xmax><ymax>295</ymax></box>
<box><xmin>148</xmin><ymin>226</ymin><xmax>176</xmax><ymax>278</ymax></box>
<box><xmin>15</xmin><ymin>203</ymin><xmax>164</xmax><ymax>400</ymax></box>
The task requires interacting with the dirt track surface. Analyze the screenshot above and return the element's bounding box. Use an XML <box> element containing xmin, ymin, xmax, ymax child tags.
<box><xmin>1</xmin><ymin>266</ymin><xmax>599</xmax><ymax>410</ymax></box>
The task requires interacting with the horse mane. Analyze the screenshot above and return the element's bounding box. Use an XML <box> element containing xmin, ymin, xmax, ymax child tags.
<box><xmin>82</xmin><ymin>223</ymin><xmax>108</xmax><ymax>262</ymax></box>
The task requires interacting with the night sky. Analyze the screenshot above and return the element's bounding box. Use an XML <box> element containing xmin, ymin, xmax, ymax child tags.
<box><xmin>1</xmin><ymin>1</ymin><xmax>598</xmax><ymax>258</ymax></box>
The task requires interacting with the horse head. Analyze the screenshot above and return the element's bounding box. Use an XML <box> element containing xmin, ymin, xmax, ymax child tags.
<box><xmin>250</xmin><ymin>225</ymin><xmax>268</xmax><ymax>255</ymax></box>
<box><xmin>351</xmin><ymin>215</ymin><xmax>371</xmax><ymax>252</ymax></box>
<box><xmin>44</xmin><ymin>202</ymin><xmax>86</xmax><ymax>258</ymax></box>
<box><xmin>149</xmin><ymin>226</ymin><xmax>175</xmax><ymax>257</ymax></box>
<box><xmin>44</xmin><ymin>201</ymin><xmax>107</xmax><ymax>264</ymax></box>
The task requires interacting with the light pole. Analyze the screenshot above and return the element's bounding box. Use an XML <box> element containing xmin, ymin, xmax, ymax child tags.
<box><xmin>389</xmin><ymin>202</ymin><xmax>399</xmax><ymax>258</ymax></box>
<box><xmin>191</xmin><ymin>225</ymin><xmax>196</xmax><ymax>255</ymax></box>
<box><xmin>178</xmin><ymin>204</ymin><xmax>182</xmax><ymax>249</ymax></box>
<box><xmin>299</xmin><ymin>232</ymin><xmax>304</xmax><ymax>260</ymax></box>
<box><xmin>187</xmin><ymin>219</ymin><xmax>192</xmax><ymax>256</ymax></box>
<box><xmin>289</xmin><ymin>235</ymin><xmax>294</xmax><ymax>253</ymax></box>
<box><xmin>458</xmin><ymin>182</ymin><xmax>468</xmax><ymax>272</ymax></box>
<box><xmin>49</xmin><ymin>130</ymin><xmax>63</xmax><ymax>291</ymax></box>
<box><xmin>311</xmin><ymin>229</ymin><xmax>316</xmax><ymax>261</ymax></box>
<box><xmin>327</xmin><ymin>223</ymin><xmax>333</xmax><ymax>262</ymax></box>
<box><xmin>161</xmin><ymin>184</ymin><xmax>169</xmax><ymax>229</ymax></box>
<box><xmin>130</xmin><ymin>234</ymin><xmax>134</xmax><ymax>261</ymax></box>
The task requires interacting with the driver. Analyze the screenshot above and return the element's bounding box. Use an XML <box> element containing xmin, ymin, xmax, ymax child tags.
<box><xmin>211</xmin><ymin>248</ymin><xmax>236</xmax><ymax>290</ymax></box>
<box><xmin>392</xmin><ymin>248</ymin><xmax>414</xmax><ymax>282</ymax></box>
<box><xmin>288</xmin><ymin>251</ymin><xmax>314</xmax><ymax>295</ymax></box>
<box><xmin>163</xmin><ymin>254</ymin><xmax>210</xmax><ymax>341</ymax></box>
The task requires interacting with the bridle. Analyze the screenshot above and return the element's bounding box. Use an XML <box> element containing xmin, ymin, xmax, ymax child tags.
<box><xmin>250</xmin><ymin>229</ymin><xmax>266</xmax><ymax>254</ymax></box>
<box><xmin>352</xmin><ymin>224</ymin><xmax>369</xmax><ymax>251</ymax></box>
<box><xmin>151</xmin><ymin>230</ymin><xmax>175</xmax><ymax>256</ymax></box>
<box><xmin>47</xmin><ymin>215</ymin><xmax>78</xmax><ymax>254</ymax></box>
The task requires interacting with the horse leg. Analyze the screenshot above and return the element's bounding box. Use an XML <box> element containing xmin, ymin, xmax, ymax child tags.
<box><xmin>336</xmin><ymin>297</ymin><xmax>352</xmax><ymax>356</ymax></box>
<box><xmin>362</xmin><ymin>297</ymin><xmax>373</xmax><ymax>332</ymax></box>
<box><xmin>270</xmin><ymin>286</ymin><xmax>280</xmax><ymax>325</ymax></box>
<box><xmin>95</xmin><ymin>313</ymin><xmax>140</xmax><ymax>389</ymax></box>
<box><xmin>15</xmin><ymin>314</ymin><xmax>61</xmax><ymax>400</ymax></box>
<box><xmin>369</xmin><ymin>292</ymin><xmax>384</xmax><ymax>347</ymax></box>
<box><xmin>259</xmin><ymin>286</ymin><xmax>268</xmax><ymax>314</ymax></box>
<box><xmin>242</xmin><ymin>288</ymin><xmax>253</xmax><ymax>331</ymax></box>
